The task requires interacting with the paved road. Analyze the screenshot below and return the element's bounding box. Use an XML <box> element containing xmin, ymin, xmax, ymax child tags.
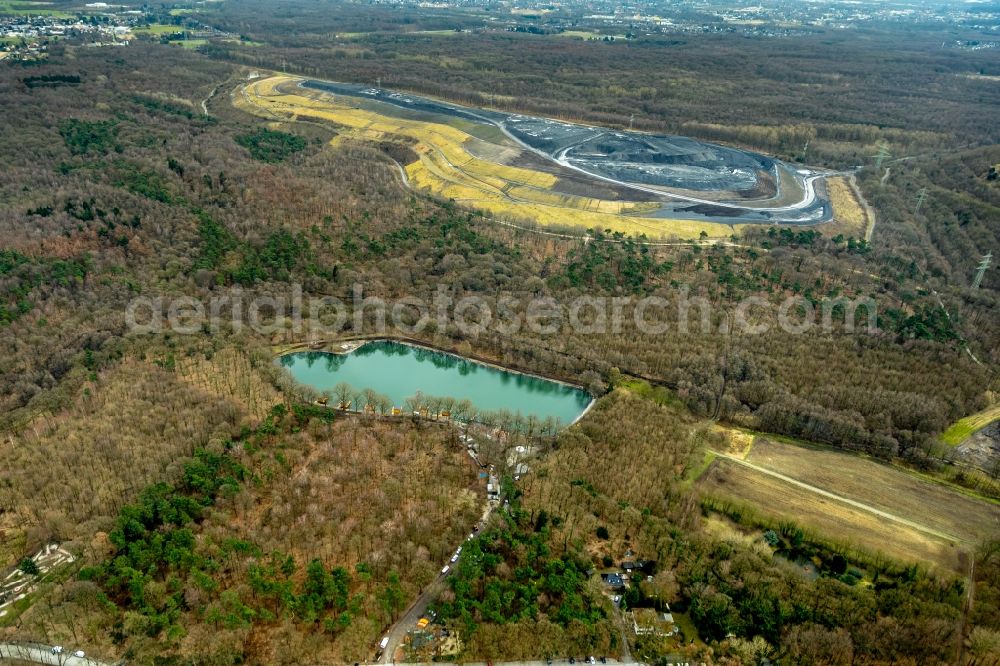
<box><xmin>3</xmin><ymin>642</ymin><xmax>645</xmax><ymax>666</ymax></box>
<box><xmin>713</xmin><ymin>451</ymin><xmax>965</xmax><ymax>544</ymax></box>
<box><xmin>387</xmin><ymin>661</ymin><xmax>645</xmax><ymax>666</ymax></box>
<box><xmin>378</xmin><ymin>574</ymin><xmax>452</xmax><ymax>664</ymax></box>
<box><xmin>379</xmin><ymin>504</ymin><xmax>496</xmax><ymax>664</ymax></box>
<box><xmin>0</xmin><ymin>643</ymin><xmax>110</xmax><ymax>666</ymax></box>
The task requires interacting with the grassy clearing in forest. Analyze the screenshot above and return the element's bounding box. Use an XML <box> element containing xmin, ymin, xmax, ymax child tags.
<box><xmin>942</xmin><ymin>404</ymin><xmax>1000</xmax><ymax>445</ymax></box>
<box><xmin>824</xmin><ymin>175</ymin><xmax>869</xmax><ymax>238</ymax></box>
<box><xmin>0</xmin><ymin>0</ymin><xmax>71</xmax><ymax>16</ymax></box>
<box><xmin>699</xmin><ymin>432</ymin><xmax>1000</xmax><ymax>571</ymax></box>
<box><xmin>554</xmin><ymin>31</ymin><xmax>605</xmax><ymax>40</ymax></box>
<box><xmin>170</xmin><ymin>38</ymin><xmax>207</xmax><ymax>49</ymax></box>
<box><xmin>700</xmin><ymin>458</ymin><xmax>964</xmax><ymax>570</ymax></box>
<box><xmin>131</xmin><ymin>23</ymin><xmax>182</xmax><ymax>35</ymax></box>
<box><xmin>619</xmin><ymin>382</ymin><xmax>998</xmax><ymax>571</ymax></box>
<box><xmin>237</xmin><ymin>75</ymin><xmax>737</xmax><ymax>239</ymax></box>
<box><xmin>744</xmin><ymin>436</ymin><xmax>1000</xmax><ymax>538</ymax></box>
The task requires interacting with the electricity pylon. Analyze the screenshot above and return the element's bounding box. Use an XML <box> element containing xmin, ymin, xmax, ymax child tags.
<box><xmin>914</xmin><ymin>188</ymin><xmax>928</xmax><ymax>216</ymax></box>
<box><xmin>973</xmin><ymin>253</ymin><xmax>992</xmax><ymax>290</ymax></box>
<box><xmin>874</xmin><ymin>143</ymin><xmax>891</xmax><ymax>170</ymax></box>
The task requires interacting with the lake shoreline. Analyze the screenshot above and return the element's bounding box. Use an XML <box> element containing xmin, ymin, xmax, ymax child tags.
<box><xmin>275</xmin><ymin>336</ymin><xmax>596</xmax><ymax>426</ymax></box>
<box><xmin>274</xmin><ymin>335</ymin><xmax>594</xmax><ymax>395</ymax></box>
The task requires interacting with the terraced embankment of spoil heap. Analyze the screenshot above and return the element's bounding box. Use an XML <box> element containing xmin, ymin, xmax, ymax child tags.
<box><xmin>239</xmin><ymin>75</ymin><xmax>851</xmax><ymax>238</ymax></box>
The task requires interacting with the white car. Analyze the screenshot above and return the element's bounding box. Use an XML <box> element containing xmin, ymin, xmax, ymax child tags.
<box><xmin>73</xmin><ymin>650</ymin><xmax>86</xmax><ymax>658</ymax></box>
<box><xmin>441</xmin><ymin>565</ymin><xmax>450</xmax><ymax>574</ymax></box>
<box><xmin>50</xmin><ymin>647</ymin><xmax>63</xmax><ymax>655</ymax></box>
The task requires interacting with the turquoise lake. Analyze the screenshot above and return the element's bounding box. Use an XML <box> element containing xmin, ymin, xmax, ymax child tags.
<box><xmin>279</xmin><ymin>340</ymin><xmax>592</xmax><ymax>426</ymax></box>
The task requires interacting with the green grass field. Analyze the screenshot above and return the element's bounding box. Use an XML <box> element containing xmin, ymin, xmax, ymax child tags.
<box><xmin>619</xmin><ymin>378</ymin><xmax>685</xmax><ymax>409</ymax></box>
<box><xmin>0</xmin><ymin>0</ymin><xmax>72</xmax><ymax>17</ymax></box>
<box><xmin>699</xmin><ymin>429</ymin><xmax>1000</xmax><ymax>571</ymax></box>
<box><xmin>555</xmin><ymin>31</ymin><xmax>627</xmax><ymax>40</ymax></box>
<box><xmin>169</xmin><ymin>38</ymin><xmax>207</xmax><ymax>49</ymax></box>
<box><xmin>132</xmin><ymin>23</ymin><xmax>184</xmax><ymax>36</ymax></box>
<box><xmin>942</xmin><ymin>404</ymin><xmax>1000</xmax><ymax>445</ymax></box>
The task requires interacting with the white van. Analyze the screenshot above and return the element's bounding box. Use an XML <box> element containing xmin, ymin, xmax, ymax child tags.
<box><xmin>379</xmin><ymin>636</ymin><xmax>390</xmax><ymax>650</ymax></box>
<box><xmin>441</xmin><ymin>564</ymin><xmax>450</xmax><ymax>574</ymax></box>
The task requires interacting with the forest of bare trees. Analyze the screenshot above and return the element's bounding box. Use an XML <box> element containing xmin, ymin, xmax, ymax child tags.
<box><xmin>203</xmin><ymin>0</ymin><xmax>1000</xmax><ymax>168</ymax></box>
<box><xmin>0</xmin><ymin>19</ymin><xmax>997</xmax><ymax>665</ymax></box>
